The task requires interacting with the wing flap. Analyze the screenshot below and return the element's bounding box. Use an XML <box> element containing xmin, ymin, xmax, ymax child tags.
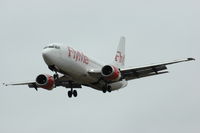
<box><xmin>125</xmin><ymin>71</ymin><xmax>169</xmax><ymax>80</ymax></box>
<box><xmin>121</xmin><ymin>58</ymin><xmax>195</xmax><ymax>80</ymax></box>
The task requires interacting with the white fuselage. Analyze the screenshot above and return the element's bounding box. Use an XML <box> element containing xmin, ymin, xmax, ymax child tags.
<box><xmin>42</xmin><ymin>44</ymin><xmax>127</xmax><ymax>91</ymax></box>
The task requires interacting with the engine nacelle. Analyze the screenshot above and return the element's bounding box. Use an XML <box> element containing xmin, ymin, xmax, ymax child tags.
<box><xmin>36</xmin><ymin>74</ymin><xmax>55</xmax><ymax>90</ymax></box>
<box><xmin>101</xmin><ymin>65</ymin><xmax>121</xmax><ymax>81</ymax></box>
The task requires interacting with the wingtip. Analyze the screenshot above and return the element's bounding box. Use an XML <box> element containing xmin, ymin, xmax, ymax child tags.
<box><xmin>2</xmin><ymin>83</ymin><xmax>7</xmax><ymax>86</ymax></box>
<box><xmin>187</xmin><ymin>58</ymin><xmax>195</xmax><ymax>61</ymax></box>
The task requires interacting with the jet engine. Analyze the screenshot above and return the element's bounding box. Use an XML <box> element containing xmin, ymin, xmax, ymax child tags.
<box><xmin>36</xmin><ymin>74</ymin><xmax>55</xmax><ymax>90</ymax></box>
<box><xmin>101</xmin><ymin>65</ymin><xmax>121</xmax><ymax>81</ymax></box>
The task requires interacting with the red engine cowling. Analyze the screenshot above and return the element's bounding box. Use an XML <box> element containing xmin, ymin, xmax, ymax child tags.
<box><xmin>101</xmin><ymin>65</ymin><xmax>121</xmax><ymax>81</ymax></box>
<box><xmin>36</xmin><ymin>74</ymin><xmax>55</xmax><ymax>90</ymax></box>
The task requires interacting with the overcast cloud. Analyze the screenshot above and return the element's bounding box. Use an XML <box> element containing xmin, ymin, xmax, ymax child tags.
<box><xmin>0</xmin><ymin>0</ymin><xmax>199</xmax><ymax>133</ymax></box>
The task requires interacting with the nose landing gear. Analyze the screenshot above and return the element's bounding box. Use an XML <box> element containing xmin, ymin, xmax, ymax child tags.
<box><xmin>67</xmin><ymin>81</ymin><xmax>78</xmax><ymax>98</ymax></box>
<box><xmin>48</xmin><ymin>65</ymin><xmax>59</xmax><ymax>80</ymax></box>
<box><xmin>48</xmin><ymin>65</ymin><xmax>79</xmax><ymax>98</ymax></box>
<box><xmin>53</xmin><ymin>72</ymin><xmax>59</xmax><ymax>80</ymax></box>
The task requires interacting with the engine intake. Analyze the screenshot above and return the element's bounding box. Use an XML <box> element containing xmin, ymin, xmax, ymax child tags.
<box><xmin>101</xmin><ymin>65</ymin><xmax>121</xmax><ymax>81</ymax></box>
<box><xmin>36</xmin><ymin>74</ymin><xmax>47</xmax><ymax>85</ymax></box>
<box><xmin>36</xmin><ymin>74</ymin><xmax>55</xmax><ymax>90</ymax></box>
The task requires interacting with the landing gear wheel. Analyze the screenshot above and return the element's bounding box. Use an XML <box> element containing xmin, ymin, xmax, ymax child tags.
<box><xmin>103</xmin><ymin>88</ymin><xmax>107</xmax><ymax>93</ymax></box>
<box><xmin>107</xmin><ymin>86</ymin><xmax>112</xmax><ymax>93</ymax></box>
<box><xmin>68</xmin><ymin>91</ymin><xmax>72</xmax><ymax>98</ymax></box>
<box><xmin>102</xmin><ymin>85</ymin><xmax>112</xmax><ymax>93</ymax></box>
<box><xmin>73</xmin><ymin>90</ymin><xmax>78</xmax><ymax>97</ymax></box>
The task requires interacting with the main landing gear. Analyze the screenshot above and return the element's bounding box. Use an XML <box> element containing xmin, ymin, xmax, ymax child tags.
<box><xmin>48</xmin><ymin>65</ymin><xmax>59</xmax><ymax>79</ymax></box>
<box><xmin>68</xmin><ymin>89</ymin><xmax>77</xmax><ymax>98</ymax></box>
<box><xmin>102</xmin><ymin>85</ymin><xmax>112</xmax><ymax>93</ymax></box>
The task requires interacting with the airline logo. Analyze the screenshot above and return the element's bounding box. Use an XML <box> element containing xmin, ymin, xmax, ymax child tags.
<box><xmin>68</xmin><ymin>47</ymin><xmax>89</xmax><ymax>64</ymax></box>
<box><xmin>115</xmin><ymin>51</ymin><xmax>125</xmax><ymax>64</ymax></box>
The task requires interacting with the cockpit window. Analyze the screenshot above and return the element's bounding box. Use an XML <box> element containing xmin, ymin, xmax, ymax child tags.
<box><xmin>44</xmin><ymin>45</ymin><xmax>60</xmax><ymax>49</ymax></box>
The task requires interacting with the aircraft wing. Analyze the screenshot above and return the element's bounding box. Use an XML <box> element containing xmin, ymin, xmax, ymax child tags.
<box><xmin>3</xmin><ymin>82</ymin><xmax>35</xmax><ymax>86</ymax></box>
<box><xmin>3</xmin><ymin>81</ymin><xmax>39</xmax><ymax>91</ymax></box>
<box><xmin>120</xmin><ymin>58</ymin><xmax>195</xmax><ymax>80</ymax></box>
<box><xmin>3</xmin><ymin>75</ymin><xmax>82</xmax><ymax>90</ymax></box>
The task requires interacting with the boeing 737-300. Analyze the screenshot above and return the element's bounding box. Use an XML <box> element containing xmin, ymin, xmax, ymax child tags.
<box><xmin>3</xmin><ymin>37</ymin><xmax>195</xmax><ymax>98</ymax></box>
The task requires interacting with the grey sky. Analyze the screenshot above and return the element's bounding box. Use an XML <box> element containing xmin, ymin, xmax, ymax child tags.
<box><xmin>0</xmin><ymin>0</ymin><xmax>199</xmax><ymax>133</ymax></box>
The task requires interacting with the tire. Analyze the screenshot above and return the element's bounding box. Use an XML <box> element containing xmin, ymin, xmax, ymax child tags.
<box><xmin>107</xmin><ymin>86</ymin><xmax>112</xmax><ymax>92</ymax></box>
<box><xmin>73</xmin><ymin>90</ymin><xmax>78</xmax><ymax>97</ymax></box>
<box><xmin>68</xmin><ymin>91</ymin><xmax>72</xmax><ymax>98</ymax></box>
<box><xmin>103</xmin><ymin>89</ymin><xmax>107</xmax><ymax>93</ymax></box>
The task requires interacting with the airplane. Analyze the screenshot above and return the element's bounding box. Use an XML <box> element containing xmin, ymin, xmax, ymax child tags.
<box><xmin>3</xmin><ymin>37</ymin><xmax>195</xmax><ymax>98</ymax></box>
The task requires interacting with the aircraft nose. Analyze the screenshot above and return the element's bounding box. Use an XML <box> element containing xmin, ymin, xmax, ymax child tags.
<box><xmin>42</xmin><ymin>49</ymin><xmax>50</xmax><ymax>58</ymax></box>
<box><xmin>42</xmin><ymin>48</ymin><xmax>54</xmax><ymax>65</ymax></box>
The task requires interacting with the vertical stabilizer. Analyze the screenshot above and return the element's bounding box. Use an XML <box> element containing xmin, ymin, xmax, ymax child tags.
<box><xmin>113</xmin><ymin>36</ymin><xmax>125</xmax><ymax>68</ymax></box>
